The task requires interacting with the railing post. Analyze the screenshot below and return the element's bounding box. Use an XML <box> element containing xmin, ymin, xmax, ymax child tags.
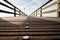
<box><xmin>19</xmin><ymin>10</ymin><xmax>21</xmax><ymax>16</ymax></box>
<box><xmin>57</xmin><ymin>0</ymin><xmax>60</xmax><ymax>17</ymax></box>
<box><xmin>34</xmin><ymin>12</ymin><xmax>35</xmax><ymax>16</ymax></box>
<box><xmin>36</xmin><ymin>11</ymin><xmax>37</xmax><ymax>16</ymax></box>
<box><xmin>21</xmin><ymin>12</ymin><xmax>23</xmax><ymax>16</ymax></box>
<box><xmin>40</xmin><ymin>7</ymin><xmax>42</xmax><ymax>17</ymax></box>
<box><xmin>14</xmin><ymin>7</ymin><xmax>16</xmax><ymax>17</ymax></box>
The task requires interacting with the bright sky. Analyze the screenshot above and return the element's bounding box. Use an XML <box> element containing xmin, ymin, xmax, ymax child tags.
<box><xmin>8</xmin><ymin>0</ymin><xmax>48</xmax><ymax>15</ymax></box>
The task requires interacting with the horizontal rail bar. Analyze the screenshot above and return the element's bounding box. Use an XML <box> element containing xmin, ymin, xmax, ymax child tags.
<box><xmin>3</xmin><ymin>0</ymin><xmax>15</xmax><ymax>8</ymax></box>
<box><xmin>3</xmin><ymin>0</ymin><xmax>22</xmax><ymax>12</ymax></box>
<box><xmin>37</xmin><ymin>9</ymin><xmax>60</xmax><ymax>15</ymax></box>
<box><xmin>43</xmin><ymin>9</ymin><xmax>57</xmax><ymax>14</ymax></box>
<box><xmin>42</xmin><ymin>1</ymin><xmax>57</xmax><ymax>10</ymax></box>
<box><xmin>0</xmin><ymin>2</ymin><xmax>20</xmax><ymax>12</ymax></box>
<box><xmin>0</xmin><ymin>2</ymin><xmax>14</xmax><ymax>10</ymax></box>
<box><xmin>0</xmin><ymin>10</ymin><xmax>19</xmax><ymax>15</ymax></box>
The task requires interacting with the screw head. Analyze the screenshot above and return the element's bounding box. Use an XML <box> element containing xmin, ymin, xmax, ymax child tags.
<box><xmin>25</xmin><ymin>26</ymin><xmax>29</xmax><ymax>29</ymax></box>
<box><xmin>23</xmin><ymin>36</ymin><xmax>30</xmax><ymax>40</ymax></box>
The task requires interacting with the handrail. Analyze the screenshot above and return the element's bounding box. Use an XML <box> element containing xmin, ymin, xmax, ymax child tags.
<box><xmin>30</xmin><ymin>0</ymin><xmax>59</xmax><ymax>17</ymax></box>
<box><xmin>31</xmin><ymin>0</ymin><xmax>52</xmax><ymax>14</ymax></box>
<box><xmin>0</xmin><ymin>0</ymin><xmax>27</xmax><ymax>17</ymax></box>
<box><xmin>0</xmin><ymin>10</ymin><xmax>19</xmax><ymax>15</ymax></box>
<box><xmin>42</xmin><ymin>1</ymin><xmax>57</xmax><ymax>10</ymax></box>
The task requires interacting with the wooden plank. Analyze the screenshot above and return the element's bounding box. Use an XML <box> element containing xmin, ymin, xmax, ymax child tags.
<box><xmin>0</xmin><ymin>31</ymin><xmax>60</xmax><ymax>35</ymax></box>
<box><xmin>0</xmin><ymin>36</ymin><xmax>60</xmax><ymax>40</ymax></box>
<box><xmin>0</xmin><ymin>28</ymin><xmax>60</xmax><ymax>32</ymax></box>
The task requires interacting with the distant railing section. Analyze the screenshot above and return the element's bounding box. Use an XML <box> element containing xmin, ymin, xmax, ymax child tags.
<box><xmin>0</xmin><ymin>0</ymin><xmax>27</xmax><ymax>17</ymax></box>
<box><xmin>30</xmin><ymin>0</ymin><xmax>60</xmax><ymax>17</ymax></box>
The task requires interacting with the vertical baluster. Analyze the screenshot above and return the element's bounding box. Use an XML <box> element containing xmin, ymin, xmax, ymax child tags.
<box><xmin>36</xmin><ymin>10</ymin><xmax>37</xmax><ymax>16</ymax></box>
<box><xmin>34</xmin><ymin>12</ymin><xmax>35</xmax><ymax>16</ymax></box>
<box><xmin>14</xmin><ymin>7</ymin><xmax>16</xmax><ymax>17</ymax></box>
<box><xmin>19</xmin><ymin>10</ymin><xmax>21</xmax><ymax>16</ymax></box>
<box><xmin>57</xmin><ymin>0</ymin><xmax>60</xmax><ymax>17</ymax></box>
<box><xmin>22</xmin><ymin>12</ymin><xmax>23</xmax><ymax>16</ymax></box>
<box><xmin>40</xmin><ymin>7</ymin><xmax>42</xmax><ymax>17</ymax></box>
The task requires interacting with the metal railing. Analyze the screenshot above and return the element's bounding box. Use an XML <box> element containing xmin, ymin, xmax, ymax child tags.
<box><xmin>30</xmin><ymin>0</ymin><xmax>60</xmax><ymax>17</ymax></box>
<box><xmin>0</xmin><ymin>0</ymin><xmax>27</xmax><ymax>17</ymax></box>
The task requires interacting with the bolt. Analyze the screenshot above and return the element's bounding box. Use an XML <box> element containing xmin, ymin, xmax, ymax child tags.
<box><xmin>25</xmin><ymin>26</ymin><xmax>29</xmax><ymax>29</ymax></box>
<box><xmin>23</xmin><ymin>36</ymin><xmax>30</xmax><ymax>40</ymax></box>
